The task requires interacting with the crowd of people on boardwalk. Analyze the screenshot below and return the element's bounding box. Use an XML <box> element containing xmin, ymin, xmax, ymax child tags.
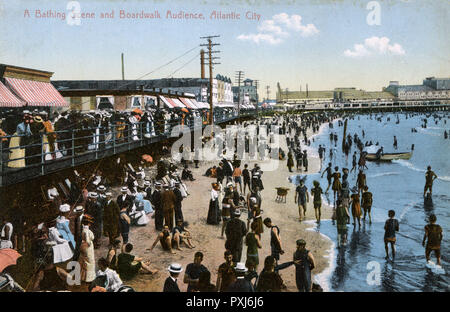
<box><xmin>0</xmin><ymin>107</ymin><xmax>237</xmax><ymax>169</ymax></box>
<box><xmin>0</xmin><ymin>110</ymin><xmax>446</xmax><ymax>292</ymax></box>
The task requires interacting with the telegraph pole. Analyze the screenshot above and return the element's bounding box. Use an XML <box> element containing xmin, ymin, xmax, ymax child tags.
<box><xmin>254</xmin><ymin>80</ymin><xmax>259</xmax><ymax>117</ymax></box>
<box><xmin>121</xmin><ymin>53</ymin><xmax>125</xmax><ymax>80</ymax></box>
<box><xmin>235</xmin><ymin>70</ymin><xmax>244</xmax><ymax>120</ymax></box>
<box><xmin>200</xmin><ymin>35</ymin><xmax>220</xmax><ymax>126</ymax></box>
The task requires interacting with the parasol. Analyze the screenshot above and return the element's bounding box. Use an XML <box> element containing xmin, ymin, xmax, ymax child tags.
<box><xmin>132</xmin><ymin>108</ymin><xmax>143</xmax><ymax>115</ymax></box>
<box><xmin>181</xmin><ymin>108</ymin><xmax>189</xmax><ymax>113</ymax></box>
<box><xmin>142</xmin><ymin>154</ymin><xmax>153</xmax><ymax>163</ymax></box>
<box><xmin>0</xmin><ymin>248</ymin><xmax>22</xmax><ymax>273</ymax></box>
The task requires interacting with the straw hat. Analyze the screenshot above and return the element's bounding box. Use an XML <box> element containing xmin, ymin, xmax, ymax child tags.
<box><xmin>74</xmin><ymin>206</ymin><xmax>84</xmax><ymax>213</ymax></box>
<box><xmin>235</xmin><ymin>262</ymin><xmax>248</xmax><ymax>273</ymax></box>
<box><xmin>168</xmin><ymin>263</ymin><xmax>183</xmax><ymax>273</ymax></box>
<box><xmin>97</xmin><ymin>185</ymin><xmax>106</xmax><ymax>192</ymax></box>
<box><xmin>59</xmin><ymin>204</ymin><xmax>70</xmax><ymax>213</ymax></box>
<box><xmin>88</xmin><ymin>192</ymin><xmax>98</xmax><ymax>199</ymax></box>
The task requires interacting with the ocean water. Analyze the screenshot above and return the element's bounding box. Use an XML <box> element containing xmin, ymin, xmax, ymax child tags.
<box><xmin>293</xmin><ymin>112</ymin><xmax>450</xmax><ymax>292</ymax></box>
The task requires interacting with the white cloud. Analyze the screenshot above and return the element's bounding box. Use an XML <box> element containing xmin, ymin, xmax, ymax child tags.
<box><xmin>237</xmin><ymin>13</ymin><xmax>319</xmax><ymax>45</ymax></box>
<box><xmin>344</xmin><ymin>36</ymin><xmax>406</xmax><ymax>57</ymax></box>
<box><xmin>237</xmin><ymin>33</ymin><xmax>284</xmax><ymax>45</ymax></box>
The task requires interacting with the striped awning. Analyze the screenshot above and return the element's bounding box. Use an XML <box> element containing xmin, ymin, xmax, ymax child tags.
<box><xmin>171</xmin><ymin>98</ymin><xmax>186</xmax><ymax>108</ymax></box>
<box><xmin>5</xmin><ymin>77</ymin><xmax>68</xmax><ymax>107</ymax></box>
<box><xmin>159</xmin><ymin>95</ymin><xmax>186</xmax><ymax>109</ymax></box>
<box><xmin>0</xmin><ymin>81</ymin><xmax>25</xmax><ymax>107</ymax></box>
<box><xmin>179</xmin><ymin>97</ymin><xmax>198</xmax><ymax>109</ymax></box>
<box><xmin>159</xmin><ymin>95</ymin><xmax>175</xmax><ymax>108</ymax></box>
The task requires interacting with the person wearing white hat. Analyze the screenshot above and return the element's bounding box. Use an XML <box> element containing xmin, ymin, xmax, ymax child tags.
<box><xmin>117</xmin><ymin>187</ymin><xmax>133</xmax><ymax>211</ymax></box>
<box><xmin>163</xmin><ymin>263</ymin><xmax>183</xmax><ymax>292</ymax></box>
<box><xmin>73</xmin><ymin>206</ymin><xmax>85</xmax><ymax>260</ymax></box>
<box><xmin>226</xmin><ymin>262</ymin><xmax>254</xmax><ymax>292</ymax></box>
<box><xmin>47</xmin><ymin>219</ymin><xmax>74</xmax><ymax>264</ymax></box>
<box><xmin>56</xmin><ymin>203</ymin><xmax>76</xmax><ymax>250</ymax></box>
<box><xmin>85</xmin><ymin>192</ymin><xmax>102</xmax><ymax>249</ymax></box>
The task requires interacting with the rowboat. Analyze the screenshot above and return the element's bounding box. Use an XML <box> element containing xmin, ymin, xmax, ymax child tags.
<box><xmin>365</xmin><ymin>151</ymin><xmax>412</xmax><ymax>161</ymax></box>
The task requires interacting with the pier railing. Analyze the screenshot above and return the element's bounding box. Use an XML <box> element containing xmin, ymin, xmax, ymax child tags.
<box><xmin>0</xmin><ymin>110</ymin><xmax>255</xmax><ymax>186</ymax></box>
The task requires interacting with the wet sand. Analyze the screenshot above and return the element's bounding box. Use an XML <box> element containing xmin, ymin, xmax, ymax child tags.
<box><xmin>94</xmin><ymin>122</ymin><xmax>334</xmax><ymax>292</ymax></box>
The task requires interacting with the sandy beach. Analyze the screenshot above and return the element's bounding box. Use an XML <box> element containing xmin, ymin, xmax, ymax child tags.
<box><xmin>94</xmin><ymin>120</ymin><xmax>334</xmax><ymax>292</ymax></box>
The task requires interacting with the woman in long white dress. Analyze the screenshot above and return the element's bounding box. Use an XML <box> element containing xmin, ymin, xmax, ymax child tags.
<box><xmin>7</xmin><ymin>132</ymin><xmax>25</xmax><ymax>168</ymax></box>
<box><xmin>48</xmin><ymin>226</ymin><xmax>74</xmax><ymax>263</ymax></box>
<box><xmin>79</xmin><ymin>224</ymin><xmax>96</xmax><ymax>283</ymax></box>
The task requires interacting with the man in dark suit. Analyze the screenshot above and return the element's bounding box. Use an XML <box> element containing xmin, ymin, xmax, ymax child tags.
<box><xmin>116</xmin><ymin>187</ymin><xmax>133</xmax><ymax>211</ymax></box>
<box><xmin>226</xmin><ymin>262</ymin><xmax>254</xmax><ymax>292</ymax></box>
<box><xmin>103</xmin><ymin>192</ymin><xmax>120</xmax><ymax>245</ymax></box>
<box><xmin>72</xmin><ymin>206</ymin><xmax>84</xmax><ymax>261</ymax></box>
<box><xmin>161</xmin><ymin>185</ymin><xmax>176</xmax><ymax>230</ymax></box>
<box><xmin>225</xmin><ymin>210</ymin><xmax>247</xmax><ymax>263</ymax></box>
<box><xmin>216</xmin><ymin>163</ymin><xmax>224</xmax><ymax>186</ymax></box>
<box><xmin>163</xmin><ymin>263</ymin><xmax>183</xmax><ymax>292</ymax></box>
<box><xmin>151</xmin><ymin>182</ymin><xmax>163</xmax><ymax>231</ymax></box>
<box><xmin>143</xmin><ymin>181</ymin><xmax>152</xmax><ymax>201</ymax></box>
<box><xmin>85</xmin><ymin>192</ymin><xmax>103</xmax><ymax>249</ymax></box>
<box><xmin>173</xmin><ymin>182</ymin><xmax>184</xmax><ymax>223</ymax></box>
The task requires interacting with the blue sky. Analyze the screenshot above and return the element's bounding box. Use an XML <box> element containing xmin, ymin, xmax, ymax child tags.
<box><xmin>0</xmin><ymin>0</ymin><xmax>449</xmax><ymax>98</ymax></box>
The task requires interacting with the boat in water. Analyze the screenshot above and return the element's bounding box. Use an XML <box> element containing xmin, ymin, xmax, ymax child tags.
<box><xmin>365</xmin><ymin>151</ymin><xmax>412</xmax><ymax>161</ymax></box>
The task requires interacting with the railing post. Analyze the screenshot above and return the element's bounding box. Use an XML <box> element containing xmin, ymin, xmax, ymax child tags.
<box><xmin>140</xmin><ymin>121</ymin><xmax>143</xmax><ymax>146</ymax></box>
<box><xmin>71</xmin><ymin>130</ymin><xmax>75</xmax><ymax>167</ymax></box>
<box><xmin>128</xmin><ymin>124</ymin><xmax>131</xmax><ymax>151</ymax></box>
<box><xmin>95</xmin><ymin>128</ymin><xmax>98</xmax><ymax>160</ymax></box>
<box><xmin>113</xmin><ymin>124</ymin><xmax>116</xmax><ymax>154</ymax></box>
<box><xmin>41</xmin><ymin>134</ymin><xmax>45</xmax><ymax>176</ymax></box>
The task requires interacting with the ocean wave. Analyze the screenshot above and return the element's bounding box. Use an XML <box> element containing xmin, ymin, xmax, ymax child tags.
<box><xmin>304</xmin><ymin>220</ymin><xmax>336</xmax><ymax>292</ymax></box>
<box><xmin>437</xmin><ymin>175</ymin><xmax>450</xmax><ymax>182</ymax></box>
<box><xmin>392</xmin><ymin>159</ymin><xmax>425</xmax><ymax>173</ymax></box>
<box><xmin>417</xmin><ymin>128</ymin><xmax>441</xmax><ymax>137</ymax></box>
<box><xmin>398</xmin><ymin>200</ymin><xmax>421</xmax><ymax>222</ymax></box>
<box><xmin>369</xmin><ymin>172</ymin><xmax>400</xmax><ymax>178</ymax></box>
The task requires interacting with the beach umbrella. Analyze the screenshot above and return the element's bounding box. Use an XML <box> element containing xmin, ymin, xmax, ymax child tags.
<box><xmin>0</xmin><ymin>249</ymin><xmax>22</xmax><ymax>273</ymax></box>
<box><xmin>142</xmin><ymin>154</ymin><xmax>153</xmax><ymax>163</ymax></box>
<box><xmin>132</xmin><ymin>108</ymin><xmax>143</xmax><ymax>115</ymax></box>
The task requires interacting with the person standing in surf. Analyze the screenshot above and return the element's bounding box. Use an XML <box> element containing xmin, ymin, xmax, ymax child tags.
<box><xmin>361</xmin><ymin>186</ymin><xmax>373</xmax><ymax>224</ymax></box>
<box><xmin>350</xmin><ymin>188</ymin><xmax>362</xmax><ymax>228</ymax></box>
<box><xmin>422</xmin><ymin>214</ymin><xmax>443</xmax><ymax>266</ymax></box>
<box><xmin>331</xmin><ymin>166</ymin><xmax>342</xmax><ymax>206</ymax></box>
<box><xmin>321</xmin><ymin>162</ymin><xmax>333</xmax><ymax>193</ymax></box>
<box><xmin>357</xmin><ymin>170</ymin><xmax>367</xmax><ymax>196</ymax></box>
<box><xmin>311</xmin><ymin>181</ymin><xmax>323</xmax><ymax>223</ymax></box>
<box><xmin>423</xmin><ymin>166</ymin><xmax>438</xmax><ymax>198</ymax></box>
<box><xmin>384</xmin><ymin>210</ymin><xmax>399</xmax><ymax>261</ymax></box>
<box><xmin>294</xmin><ymin>179</ymin><xmax>309</xmax><ymax>222</ymax></box>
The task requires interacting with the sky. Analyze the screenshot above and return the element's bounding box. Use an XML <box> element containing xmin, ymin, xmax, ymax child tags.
<box><xmin>0</xmin><ymin>0</ymin><xmax>449</xmax><ymax>98</ymax></box>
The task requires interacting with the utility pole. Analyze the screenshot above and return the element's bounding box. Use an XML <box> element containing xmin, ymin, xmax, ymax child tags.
<box><xmin>235</xmin><ymin>70</ymin><xmax>244</xmax><ymax>120</ymax></box>
<box><xmin>121</xmin><ymin>53</ymin><xmax>125</xmax><ymax>80</ymax></box>
<box><xmin>200</xmin><ymin>35</ymin><xmax>220</xmax><ymax>126</ymax></box>
<box><xmin>254</xmin><ymin>80</ymin><xmax>259</xmax><ymax>117</ymax></box>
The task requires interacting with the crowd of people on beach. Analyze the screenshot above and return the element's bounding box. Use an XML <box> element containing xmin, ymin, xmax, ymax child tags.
<box><xmin>0</xmin><ymin>109</ymin><xmax>447</xmax><ymax>292</ymax></box>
